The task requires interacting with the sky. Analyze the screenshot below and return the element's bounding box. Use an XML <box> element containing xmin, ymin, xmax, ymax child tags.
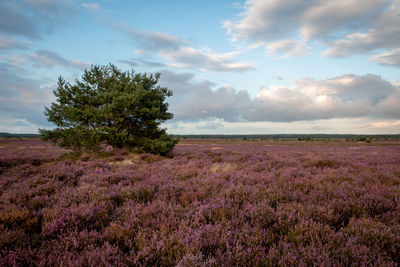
<box><xmin>1</xmin><ymin>0</ymin><xmax>400</xmax><ymax>134</ymax></box>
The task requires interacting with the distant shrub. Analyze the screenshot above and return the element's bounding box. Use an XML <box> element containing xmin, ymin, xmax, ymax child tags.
<box><xmin>140</xmin><ymin>153</ymin><xmax>164</xmax><ymax>163</ymax></box>
<box><xmin>0</xmin><ymin>159</ymin><xmax>11</xmax><ymax>174</ymax></box>
<box><xmin>176</xmin><ymin>253</ymin><xmax>217</xmax><ymax>267</ymax></box>
<box><xmin>123</xmin><ymin>185</ymin><xmax>156</xmax><ymax>203</ymax></box>
<box><xmin>104</xmin><ymin>223</ymin><xmax>136</xmax><ymax>252</ymax></box>
<box><xmin>0</xmin><ymin>208</ymin><xmax>42</xmax><ymax>233</ymax></box>
<box><xmin>329</xmin><ymin>200</ymin><xmax>365</xmax><ymax>230</ymax></box>
<box><xmin>312</xmin><ymin>159</ymin><xmax>339</xmax><ymax>169</ymax></box>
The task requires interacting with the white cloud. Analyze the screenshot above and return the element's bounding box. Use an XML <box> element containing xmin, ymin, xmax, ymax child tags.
<box><xmin>0</xmin><ymin>117</ymin><xmax>41</xmax><ymax>134</ymax></box>
<box><xmin>224</xmin><ymin>0</ymin><xmax>400</xmax><ymax>63</ymax></box>
<box><xmin>160</xmin><ymin>47</ymin><xmax>255</xmax><ymax>72</ymax></box>
<box><xmin>82</xmin><ymin>3</ymin><xmax>100</xmax><ymax>10</ymax></box>
<box><xmin>371</xmin><ymin>48</ymin><xmax>400</xmax><ymax>67</ymax></box>
<box><xmin>160</xmin><ymin>70</ymin><xmax>400</xmax><ymax>123</ymax></box>
<box><xmin>166</xmin><ymin>117</ymin><xmax>400</xmax><ymax>135</ymax></box>
<box><xmin>300</xmin><ymin>0</ymin><xmax>387</xmax><ymax>41</ymax></box>
<box><xmin>368</xmin><ymin>120</ymin><xmax>400</xmax><ymax>128</ymax></box>
<box><xmin>223</xmin><ymin>0</ymin><xmax>311</xmax><ymax>42</ymax></box>
<box><xmin>28</xmin><ymin>50</ymin><xmax>89</xmax><ymax>70</ymax></box>
<box><xmin>0</xmin><ymin>36</ymin><xmax>31</xmax><ymax>50</ymax></box>
<box><xmin>265</xmin><ymin>39</ymin><xmax>308</xmax><ymax>58</ymax></box>
<box><xmin>159</xmin><ymin>70</ymin><xmax>251</xmax><ymax>122</ymax></box>
<box><xmin>113</xmin><ymin>24</ymin><xmax>256</xmax><ymax>72</ymax></box>
<box><xmin>119</xmin><ymin>58</ymin><xmax>166</xmax><ymax>68</ymax></box>
<box><xmin>0</xmin><ymin>63</ymin><xmax>55</xmax><ymax>128</ymax></box>
<box><xmin>113</xmin><ymin>26</ymin><xmax>187</xmax><ymax>51</ymax></box>
<box><xmin>2</xmin><ymin>62</ymin><xmax>399</xmax><ymax>133</ymax></box>
<box><xmin>232</xmin><ymin>2</ymin><xmax>242</xmax><ymax>9</ymax></box>
<box><xmin>392</xmin><ymin>80</ymin><xmax>400</xmax><ymax>87</ymax></box>
<box><xmin>134</xmin><ymin>49</ymin><xmax>145</xmax><ymax>55</ymax></box>
<box><xmin>0</xmin><ymin>54</ymin><xmax>27</xmax><ymax>69</ymax></box>
<box><xmin>0</xmin><ymin>0</ymin><xmax>78</xmax><ymax>40</ymax></box>
<box><xmin>322</xmin><ymin>0</ymin><xmax>400</xmax><ymax>57</ymax></box>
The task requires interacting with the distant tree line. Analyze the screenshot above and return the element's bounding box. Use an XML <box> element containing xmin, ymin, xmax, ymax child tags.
<box><xmin>0</xmin><ymin>132</ymin><xmax>40</xmax><ymax>138</ymax></box>
<box><xmin>2</xmin><ymin>132</ymin><xmax>399</xmax><ymax>141</ymax></box>
<box><xmin>171</xmin><ymin>134</ymin><xmax>400</xmax><ymax>140</ymax></box>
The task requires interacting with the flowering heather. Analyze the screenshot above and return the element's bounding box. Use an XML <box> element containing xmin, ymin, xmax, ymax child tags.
<box><xmin>0</xmin><ymin>138</ymin><xmax>399</xmax><ymax>266</ymax></box>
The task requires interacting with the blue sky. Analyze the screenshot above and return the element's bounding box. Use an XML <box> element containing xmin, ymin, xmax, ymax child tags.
<box><xmin>1</xmin><ymin>0</ymin><xmax>400</xmax><ymax>134</ymax></box>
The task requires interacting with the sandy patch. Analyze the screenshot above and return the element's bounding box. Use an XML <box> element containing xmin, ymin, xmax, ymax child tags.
<box><xmin>111</xmin><ymin>159</ymin><xmax>135</xmax><ymax>166</ymax></box>
<box><xmin>210</xmin><ymin>162</ymin><xmax>236</xmax><ymax>174</ymax></box>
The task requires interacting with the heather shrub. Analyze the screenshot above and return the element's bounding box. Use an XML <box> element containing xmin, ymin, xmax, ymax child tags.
<box><xmin>38</xmin><ymin>241</ymin><xmax>124</xmax><ymax>267</ymax></box>
<box><xmin>1</xmin><ymin>138</ymin><xmax>399</xmax><ymax>265</ymax></box>
<box><xmin>0</xmin><ymin>228</ymin><xmax>28</xmax><ymax>250</ymax></box>
<box><xmin>109</xmin><ymin>190</ymin><xmax>124</xmax><ymax>207</ymax></box>
<box><xmin>139</xmin><ymin>153</ymin><xmax>164</xmax><ymax>163</ymax></box>
<box><xmin>344</xmin><ymin>217</ymin><xmax>400</xmax><ymax>262</ymax></box>
<box><xmin>0</xmin><ymin>208</ymin><xmax>42</xmax><ymax>233</ymax></box>
<box><xmin>329</xmin><ymin>199</ymin><xmax>365</xmax><ymax>230</ymax></box>
<box><xmin>28</xmin><ymin>196</ymin><xmax>48</xmax><ymax>210</ymax></box>
<box><xmin>0</xmin><ymin>159</ymin><xmax>11</xmax><ymax>174</ymax></box>
<box><xmin>0</xmin><ymin>247</ymin><xmax>40</xmax><ymax>267</ymax></box>
<box><xmin>104</xmin><ymin>222</ymin><xmax>136</xmax><ymax>252</ymax></box>
<box><xmin>313</xmin><ymin>159</ymin><xmax>340</xmax><ymax>169</ymax></box>
<box><xmin>122</xmin><ymin>184</ymin><xmax>156</xmax><ymax>203</ymax></box>
<box><xmin>176</xmin><ymin>253</ymin><xmax>217</xmax><ymax>267</ymax></box>
<box><xmin>360</xmin><ymin>190</ymin><xmax>397</xmax><ymax>217</ymax></box>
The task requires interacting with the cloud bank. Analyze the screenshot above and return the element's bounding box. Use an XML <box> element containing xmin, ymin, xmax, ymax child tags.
<box><xmin>111</xmin><ymin>22</ymin><xmax>256</xmax><ymax>72</ymax></box>
<box><xmin>0</xmin><ymin>62</ymin><xmax>54</xmax><ymax>128</ymax></box>
<box><xmin>28</xmin><ymin>50</ymin><xmax>89</xmax><ymax>70</ymax></box>
<box><xmin>0</xmin><ymin>0</ymin><xmax>78</xmax><ymax>40</ymax></box>
<box><xmin>160</xmin><ymin>71</ymin><xmax>400</xmax><ymax>122</ymax></box>
<box><xmin>224</xmin><ymin>0</ymin><xmax>400</xmax><ymax>64</ymax></box>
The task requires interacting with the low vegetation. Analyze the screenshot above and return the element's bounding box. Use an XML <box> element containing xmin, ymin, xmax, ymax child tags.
<box><xmin>0</xmin><ymin>138</ymin><xmax>399</xmax><ymax>266</ymax></box>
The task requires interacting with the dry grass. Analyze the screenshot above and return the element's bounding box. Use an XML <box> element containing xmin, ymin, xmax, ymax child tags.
<box><xmin>210</xmin><ymin>162</ymin><xmax>236</xmax><ymax>174</ymax></box>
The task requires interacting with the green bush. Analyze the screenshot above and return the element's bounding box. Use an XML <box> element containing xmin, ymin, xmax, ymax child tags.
<box><xmin>40</xmin><ymin>64</ymin><xmax>177</xmax><ymax>155</ymax></box>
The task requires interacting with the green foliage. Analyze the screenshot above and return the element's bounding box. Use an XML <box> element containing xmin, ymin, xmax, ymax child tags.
<box><xmin>39</xmin><ymin>64</ymin><xmax>177</xmax><ymax>155</ymax></box>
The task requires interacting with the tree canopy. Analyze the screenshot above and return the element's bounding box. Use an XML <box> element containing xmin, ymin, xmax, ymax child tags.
<box><xmin>39</xmin><ymin>64</ymin><xmax>177</xmax><ymax>155</ymax></box>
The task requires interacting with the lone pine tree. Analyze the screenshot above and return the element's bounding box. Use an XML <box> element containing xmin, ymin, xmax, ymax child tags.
<box><xmin>39</xmin><ymin>64</ymin><xmax>177</xmax><ymax>155</ymax></box>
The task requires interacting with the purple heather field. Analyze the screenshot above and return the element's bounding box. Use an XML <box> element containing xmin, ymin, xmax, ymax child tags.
<box><xmin>0</xmin><ymin>138</ymin><xmax>399</xmax><ymax>266</ymax></box>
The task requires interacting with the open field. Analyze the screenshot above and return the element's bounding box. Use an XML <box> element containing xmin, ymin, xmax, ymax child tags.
<box><xmin>1</xmin><ymin>138</ymin><xmax>400</xmax><ymax>266</ymax></box>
